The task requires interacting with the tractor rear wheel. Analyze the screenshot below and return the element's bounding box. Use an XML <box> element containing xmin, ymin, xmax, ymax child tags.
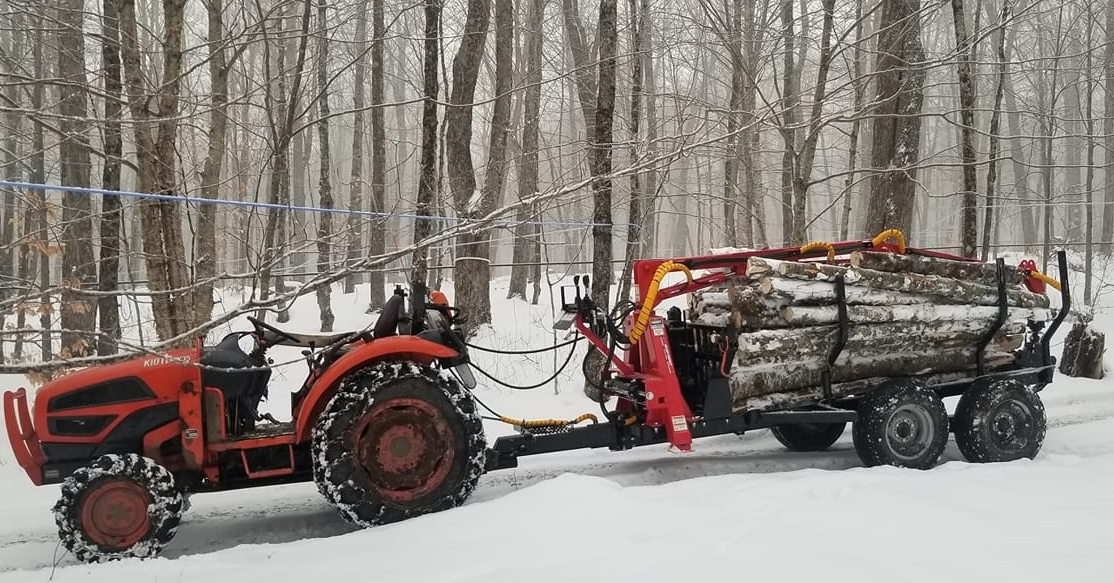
<box><xmin>771</xmin><ymin>422</ymin><xmax>847</xmax><ymax>452</ymax></box>
<box><xmin>53</xmin><ymin>454</ymin><xmax>184</xmax><ymax>563</ymax></box>
<box><xmin>954</xmin><ymin>378</ymin><xmax>1046</xmax><ymax>463</ymax></box>
<box><xmin>312</xmin><ymin>361</ymin><xmax>487</xmax><ymax>527</ymax></box>
<box><xmin>852</xmin><ymin>379</ymin><xmax>948</xmax><ymax>470</ymax></box>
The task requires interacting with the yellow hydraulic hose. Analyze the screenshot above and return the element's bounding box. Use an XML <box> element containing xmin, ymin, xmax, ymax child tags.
<box><xmin>800</xmin><ymin>240</ymin><xmax>836</xmax><ymax>261</ymax></box>
<box><xmin>871</xmin><ymin>229</ymin><xmax>907</xmax><ymax>253</ymax></box>
<box><xmin>1025</xmin><ymin>270</ymin><xmax>1062</xmax><ymax>292</ymax></box>
<box><xmin>629</xmin><ymin>261</ymin><xmax>694</xmax><ymax>346</ymax></box>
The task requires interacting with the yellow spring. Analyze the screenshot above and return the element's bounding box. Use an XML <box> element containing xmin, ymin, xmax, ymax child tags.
<box><xmin>629</xmin><ymin>261</ymin><xmax>694</xmax><ymax>346</ymax></box>
<box><xmin>871</xmin><ymin>229</ymin><xmax>907</xmax><ymax>253</ymax></box>
<box><xmin>800</xmin><ymin>240</ymin><xmax>836</xmax><ymax>261</ymax></box>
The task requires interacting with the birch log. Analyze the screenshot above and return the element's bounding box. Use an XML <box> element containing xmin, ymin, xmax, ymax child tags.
<box><xmin>746</xmin><ymin>256</ymin><xmax>1050</xmax><ymax>308</ymax></box>
<box><xmin>729</xmin><ymin>348</ymin><xmax>1016</xmax><ymax>404</ymax></box>
<box><xmin>850</xmin><ymin>250</ymin><xmax>1025</xmax><ymax>286</ymax></box>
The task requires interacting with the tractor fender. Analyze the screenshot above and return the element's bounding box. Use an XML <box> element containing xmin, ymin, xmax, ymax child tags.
<box><xmin>293</xmin><ymin>336</ymin><xmax>459</xmax><ymax>443</ymax></box>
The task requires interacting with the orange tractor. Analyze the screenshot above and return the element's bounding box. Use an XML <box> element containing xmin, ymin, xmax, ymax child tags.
<box><xmin>5</xmin><ymin>284</ymin><xmax>486</xmax><ymax>562</ymax></box>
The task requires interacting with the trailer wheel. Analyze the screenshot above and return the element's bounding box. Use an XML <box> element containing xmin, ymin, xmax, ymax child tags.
<box><xmin>770</xmin><ymin>422</ymin><xmax>846</xmax><ymax>452</ymax></box>
<box><xmin>312</xmin><ymin>361</ymin><xmax>487</xmax><ymax>527</ymax></box>
<box><xmin>852</xmin><ymin>380</ymin><xmax>948</xmax><ymax>470</ymax></box>
<box><xmin>954</xmin><ymin>378</ymin><xmax>1046</xmax><ymax>463</ymax></box>
<box><xmin>53</xmin><ymin>454</ymin><xmax>184</xmax><ymax>563</ymax></box>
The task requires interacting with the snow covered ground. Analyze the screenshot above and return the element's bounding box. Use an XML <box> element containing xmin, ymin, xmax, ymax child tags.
<box><xmin>0</xmin><ymin>264</ymin><xmax>1111</xmax><ymax>582</ymax></box>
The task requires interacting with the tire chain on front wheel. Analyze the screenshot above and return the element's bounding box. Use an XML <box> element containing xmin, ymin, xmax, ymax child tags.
<box><xmin>54</xmin><ymin>453</ymin><xmax>183</xmax><ymax>563</ymax></box>
<box><xmin>311</xmin><ymin>361</ymin><xmax>487</xmax><ymax>527</ymax></box>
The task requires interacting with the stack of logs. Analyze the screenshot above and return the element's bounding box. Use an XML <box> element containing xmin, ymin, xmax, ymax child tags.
<box><xmin>690</xmin><ymin>251</ymin><xmax>1053</xmax><ymax>411</ymax></box>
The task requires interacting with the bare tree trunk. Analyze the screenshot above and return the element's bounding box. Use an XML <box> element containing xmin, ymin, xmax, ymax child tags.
<box><xmin>1</xmin><ymin>8</ymin><xmax>21</xmax><ymax>363</ymax></box>
<box><xmin>791</xmin><ymin>0</ymin><xmax>836</xmax><ymax>246</ymax></box>
<box><xmin>722</xmin><ymin>0</ymin><xmax>744</xmax><ymax>248</ymax></box>
<box><xmin>641</xmin><ymin>0</ymin><xmax>661</xmax><ymax>255</ymax></box>
<box><xmin>841</xmin><ymin>0</ymin><xmax>866</xmax><ymax>240</ymax></box>
<box><xmin>981</xmin><ymin>1</ymin><xmax>1008</xmax><ymax>262</ymax></box>
<box><xmin>411</xmin><ymin>0</ymin><xmax>440</xmax><ymax>288</ymax></box>
<box><xmin>316</xmin><ymin>0</ymin><xmax>335</xmax><ymax>331</ymax></box>
<box><xmin>31</xmin><ymin>16</ymin><xmax>50</xmax><ymax>360</ymax></box>
<box><xmin>779</xmin><ymin>0</ymin><xmax>798</xmax><ymax>246</ymax></box>
<box><xmin>346</xmin><ymin>0</ymin><xmax>370</xmax><ymax>294</ymax></box>
<box><xmin>1084</xmin><ymin>4</ymin><xmax>1096</xmax><ymax>304</ymax></box>
<box><xmin>195</xmin><ymin>0</ymin><xmax>228</xmax><ymax>331</ymax></box>
<box><xmin>1004</xmin><ymin>66</ymin><xmax>1035</xmax><ymax>245</ymax></box>
<box><xmin>1041</xmin><ymin>6</ymin><xmax>1065</xmax><ymax>273</ymax></box>
<box><xmin>98</xmin><ymin>0</ymin><xmax>124</xmax><ymax>355</ymax></box>
<box><xmin>258</xmin><ymin>0</ymin><xmax>312</xmax><ymax>324</ymax></box>
<box><xmin>561</xmin><ymin>0</ymin><xmax>597</xmax><ymax>143</ymax></box>
<box><xmin>445</xmin><ymin>0</ymin><xmax>490</xmax><ymax>331</ymax></box>
<box><xmin>591</xmin><ymin>0</ymin><xmax>617</xmax><ymax>308</ymax></box>
<box><xmin>951</xmin><ymin>0</ymin><xmax>978</xmax><ymax>257</ymax></box>
<box><xmin>120</xmin><ymin>0</ymin><xmax>193</xmax><ymax>343</ymax></box>
<box><xmin>509</xmin><ymin>0</ymin><xmax>542</xmax><ymax>302</ymax></box>
<box><xmin>741</xmin><ymin>0</ymin><xmax>761</xmax><ymax>247</ymax></box>
<box><xmin>865</xmin><ymin>0</ymin><xmax>926</xmax><ymax>237</ymax></box>
<box><xmin>1104</xmin><ymin>1</ymin><xmax>1114</xmax><ymax>252</ymax></box>
<box><xmin>367</xmin><ymin>0</ymin><xmax>387</xmax><ymax>310</ymax></box>
<box><xmin>57</xmin><ymin>0</ymin><xmax>95</xmax><ymax>357</ymax></box>
<box><xmin>468</xmin><ymin>0</ymin><xmax>512</xmax><ymax>309</ymax></box>
<box><xmin>617</xmin><ymin>0</ymin><xmax>644</xmax><ymax>301</ymax></box>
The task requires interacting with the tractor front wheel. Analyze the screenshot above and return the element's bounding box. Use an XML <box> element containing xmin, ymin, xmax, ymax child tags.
<box><xmin>312</xmin><ymin>361</ymin><xmax>487</xmax><ymax>527</ymax></box>
<box><xmin>53</xmin><ymin>454</ymin><xmax>184</xmax><ymax>563</ymax></box>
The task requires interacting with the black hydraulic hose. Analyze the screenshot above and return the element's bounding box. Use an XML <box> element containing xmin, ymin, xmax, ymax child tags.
<box><xmin>466</xmin><ymin>336</ymin><xmax>580</xmax><ymax>355</ymax></box>
<box><xmin>468</xmin><ymin>337</ymin><xmax>581</xmax><ymax>390</ymax></box>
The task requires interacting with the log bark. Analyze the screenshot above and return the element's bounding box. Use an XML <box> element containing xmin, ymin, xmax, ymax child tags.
<box><xmin>746</xmin><ymin>256</ymin><xmax>1050</xmax><ymax>308</ymax></box>
<box><xmin>691</xmin><ymin>287</ymin><xmax>787</xmax><ymax>329</ymax></box>
<box><xmin>781</xmin><ymin>304</ymin><xmax>1043</xmax><ymax>327</ymax></box>
<box><xmin>850</xmin><ymin>251</ymin><xmax>1024</xmax><ymax>287</ymax></box>
<box><xmin>735</xmin><ymin>321</ymin><xmax>1025</xmax><ymax>367</ymax></box>
<box><xmin>730</xmin><ymin>348</ymin><xmax>1015</xmax><ymax>406</ymax></box>
<box><xmin>757</xmin><ymin>276</ymin><xmax>943</xmax><ymax>306</ymax></box>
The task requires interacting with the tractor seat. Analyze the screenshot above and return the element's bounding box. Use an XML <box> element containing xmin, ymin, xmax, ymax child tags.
<box><xmin>266</xmin><ymin>293</ymin><xmax>407</xmax><ymax>348</ymax></box>
<box><xmin>266</xmin><ymin>329</ymin><xmax>358</xmax><ymax>349</ymax></box>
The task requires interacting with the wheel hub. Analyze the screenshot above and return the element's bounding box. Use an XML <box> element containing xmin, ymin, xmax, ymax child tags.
<box><xmin>80</xmin><ymin>479</ymin><xmax>152</xmax><ymax>549</ymax></box>
<box><xmin>989</xmin><ymin>400</ymin><xmax>1032</xmax><ymax>452</ymax></box>
<box><xmin>885</xmin><ymin>405</ymin><xmax>934</xmax><ymax>461</ymax></box>
<box><xmin>354</xmin><ymin>397</ymin><xmax>455</xmax><ymax>502</ymax></box>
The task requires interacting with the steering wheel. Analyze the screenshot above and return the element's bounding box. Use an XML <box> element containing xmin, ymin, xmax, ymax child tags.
<box><xmin>247</xmin><ymin>315</ymin><xmax>298</xmax><ymax>346</ymax></box>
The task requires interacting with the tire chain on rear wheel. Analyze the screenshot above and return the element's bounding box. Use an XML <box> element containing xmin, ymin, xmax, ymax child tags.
<box><xmin>852</xmin><ymin>379</ymin><xmax>949</xmax><ymax>470</ymax></box>
<box><xmin>954</xmin><ymin>378</ymin><xmax>1046</xmax><ymax>463</ymax></box>
<box><xmin>311</xmin><ymin>361</ymin><xmax>487</xmax><ymax>527</ymax></box>
<box><xmin>54</xmin><ymin>453</ymin><xmax>184</xmax><ymax>563</ymax></box>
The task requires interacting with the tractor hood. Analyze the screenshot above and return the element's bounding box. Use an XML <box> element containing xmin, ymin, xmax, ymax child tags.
<box><xmin>33</xmin><ymin>347</ymin><xmax>200</xmax><ymax>416</ymax></box>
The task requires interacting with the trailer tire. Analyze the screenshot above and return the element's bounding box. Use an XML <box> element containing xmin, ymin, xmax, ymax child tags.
<box><xmin>312</xmin><ymin>361</ymin><xmax>487</xmax><ymax>527</ymax></box>
<box><xmin>53</xmin><ymin>454</ymin><xmax>184</xmax><ymax>563</ymax></box>
<box><xmin>852</xmin><ymin>380</ymin><xmax>948</xmax><ymax>470</ymax></box>
<box><xmin>770</xmin><ymin>422</ymin><xmax>846</xmax><ymax>452</ymax></box>
<box><xmin>954</xmin><ymin>378</ymin><xmax>1045</xmax><ymax>463</ymax></box>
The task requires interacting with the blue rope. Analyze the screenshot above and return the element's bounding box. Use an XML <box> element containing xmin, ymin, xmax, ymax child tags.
<box><xmin>0</xmin><ymin>179</ymin><xmax>637</xmax><ymax>230</ymax></box>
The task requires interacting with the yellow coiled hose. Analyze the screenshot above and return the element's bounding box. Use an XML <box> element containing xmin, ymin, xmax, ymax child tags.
<box><xmin>628</xmin><ymin>261</ymin><xmax>694</xmax><ymax>346</ymax></box>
